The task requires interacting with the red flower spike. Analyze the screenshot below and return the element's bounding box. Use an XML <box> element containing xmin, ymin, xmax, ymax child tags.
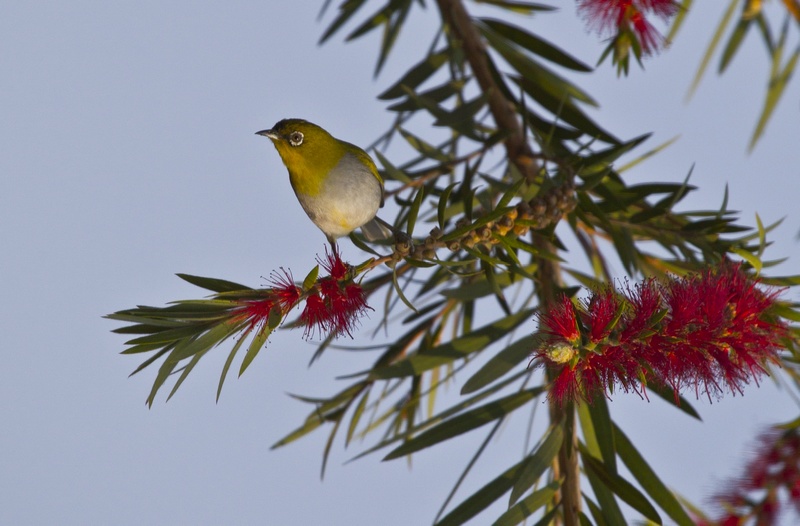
<box><xmin>550</xmin><ymin>365</ymin><xmax>581</xmax><ymax>405</ymax></box>
<box><xmin>539</xmin><ymin>294</ymin><xmax>581</xmax><ymax>344</ymax></box>
<box><xmin>583</xmin><ymin>288</ymin><xmax>619</xmax><ymax>343</ymax></box>
<box><xmin>326</xmin><ymin>283</ymin><xmax>371</xmax><ymax>338</ymax></box>
<box><xmin>298</xmin><ymin>252</ymin><xmax>372</xmax><ymax>339</ymax></box>
<box><xmin>300</xmin><ymin>292</ymin><xmax>329</xmax><ymax>339</ymax></box>
<box><xmin>705</xmin><ymin>428</ymin><xmax>800</xmax><ymax>524</ymax></box>
<box><xmin>577</xmin><ymin>0</ymin><xmax>679</xmax><ymax>56</ymax></box>
<box><xmin>318</xmin><ymin>246</ymin><xmax>349</xmax><ymax>281</ymax></box>
<box><xmin>534</xmin><ymin>264</ymin><xmax>785</xmax><ymax>404</ymax></box>
<box><xmin>268</xmin><ymin>268</ymin><xmax>301</xmax><ymax>312</ymax></box>
<box><xmin>239</xmin><ymin>298</ymin><xmax>276</xmax><ymax>331</ymax></box>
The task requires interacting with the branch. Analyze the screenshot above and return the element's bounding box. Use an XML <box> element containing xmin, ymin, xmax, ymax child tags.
<box><xmin>435</xmin><ymin>0</ymin><xmax>538</xmax><ymax>181</ymax></box>
<box><xmin>433</xmin><ymin>1</ymin><xmax>578</xmax><ymax>523</ymax></box>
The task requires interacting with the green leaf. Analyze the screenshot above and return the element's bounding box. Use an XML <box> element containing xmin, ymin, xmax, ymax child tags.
<box><xmin>438</xmin><ymin>182</ymin><xmax>459</xmax><ymax>229</ymax></box>
<box><xmin>483</xmin><ymin>261</ymin><xmax>510</xmax><ymax>315</ymax></box>
<box><xmin>374</xmin><ymin>0</ymin><xmax>412</xmax><ymax>76</ymax></box>
<box><xmin>514</xmin><ymin>75</ymin><xmax>618</xmax><ymax>144</ymax></box>
<box><xmin>398</xmin><ymin>127</ymin><xmax>451</xmax><ymax>162</ymax></box>
<box><xmin>320</xmin><ymin>409</ymin><xmax>345</xmax><ymax>479</ymax></box>
<box><xmin>434</xmin><ymin>458</ymin><xmax>528</xmax><ymax>526</ymax></box>
<box><xmin>494</xmin><ymin>483</ymin><xmax>559</xmax><ymax>526</ymax></box>
<box><xmin>383</xmin><ymin>387</ymin><xmax>543</xmax><ymax>460</ymax></box>
<box><xmin>582</xmin><ymin>445</ymin><xmax>627</xmax><ymax>526</ymax></box>
<box><xmin>391</xmin><ymin>265</ymin><xmax>419</xmax><ymax>313</ymax></box>
<box><xmin>373</xmin><ymin>149</ymin><xmax>412</xmax><ymax>184</ymax></box>
<box><xmin>749</xmin><ymin>39</ymin><xmax>799</xmax><ymax>150</ymax></box>
<box><xmin>461</xmin><ymin>334</ymin><xmax>539</xmax><ymax>394</ymax></box>
<box><xmin>586</xmin><ymin>397</ymin><xmax>616</xmax><ymax>472</ymax></box>
<box><xmin>272</xmin><ymin>383</ymin><xmax>366</xmax><ymax>449</ymax></box>
<box><xmin>509</xmin><ymin>425</ymin><xmax>563</xmax><ymax>505</ymax></box>
<box><xmin>176</xmin><ymin>273</ymin><xmax>249</xmax><ymax>293</ymax></box>
<box><xmin>346</xmin><ymin>387</ymin><xmax>371</xmax><ymax>447</ymax></box>
<box><xmin>238</xmin><ymin>324</ymin><xmax>273</xmax><ymax>377</ymax></box>
<box><xmin>732</xmin><ymin>247</ymin><xmax>762</xmax><ymax>274</ymax></box>
<box><xmin>433</xmin><ymin>94</ymin><xmax>489</xmax><ymax>136</ymax></box>
<box><xmin>303</xmin><ymin>265</ymin><xmax>320</xmax><ymax>290</ymax></box>
<box><xmin>319</xmin><ymin>0</ymin><xmax>369</xmax><ymax>44</ymax></box>
<box><xmin>124</xmin><ymin>324</ymin><xmax>210</xmax><ymax>346</ymax></box>
<box><xmin>581</xmin><ymin>449</ymin><xmax>662</xmax><ymax>524</ymax></box>
<box><xmin>379</xmin><ymin>50</ymin><xmax>450</xmax><ymax>100</ymax></box>
<box><xmin>686</xmin><ymin>0</ymin><xmax>741</xmax><ymax>100</ymax></box>
<box><xmin>144</xmin><ymin>320</ymin><xmax>243</xmax><ymax>404</ymax></box>
<box><xmin>388</xmin><ymin>80</ymin><xmax>464</xmax><ymax>113</ymax></box>
<box><xmin>647</xmin><ymin>383</ymin><xmax>702</xmax><ymax>421</ymax></box>
<box><xmin>217</xmin><ymin>325</ymin><xmax>252</xmax><ymax>402</ymax></box>
<box><xmin>347</xmin><ymin>370</ymin><xmax>530</xmax><ymax>463</ymax></box>
<box><xmin>407</xmin><ymin>185</ymin><xmax>426</xmax><ymax>236</ymax></box>
<box><xmin>479</xmin><ymin>18</ymin><xmax>591</xmax><ymax>72</ymax></box>
<box><xmin>473</xmin><ymin>0</ymin><xmax>555</xmax><ymax>14</ymax></box>
<box><xmin>614</xmin><ymin>424</ymin><xmax>695</xmax><ymax>526</ymax></box>
<box><xmin>371</xmin><ymin>307</ymin><xmax>536</xmax><ymax>379</ymax></box>
<box><xmin>719</xmin><ymin>17</ymin><xmax>752</xmax><ymax>73</ymax></box>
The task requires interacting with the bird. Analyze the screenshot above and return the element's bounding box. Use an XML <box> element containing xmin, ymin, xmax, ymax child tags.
<box><xmin>256</xmin><ymin>118</ymin><xmax>388</xmax><ymax>252</ymax></box>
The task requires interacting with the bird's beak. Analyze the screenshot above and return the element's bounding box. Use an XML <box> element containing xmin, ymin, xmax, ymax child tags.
<box><xmin>256</xmin><ymin>129</ymin><xmax>279</xmax><ymax>140</ymax></box>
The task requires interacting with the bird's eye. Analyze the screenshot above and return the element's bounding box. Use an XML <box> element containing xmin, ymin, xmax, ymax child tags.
<box><xmin>288</xmin><ymin>131</ymin><xmax>304</xmax><ymax>146</ymax></box>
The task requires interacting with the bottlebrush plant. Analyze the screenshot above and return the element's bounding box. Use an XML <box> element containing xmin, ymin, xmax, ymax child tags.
<box><xmin>108</xmin><ymin>1</ymin><xmax>800</xmax><ymax>524</ymax></box>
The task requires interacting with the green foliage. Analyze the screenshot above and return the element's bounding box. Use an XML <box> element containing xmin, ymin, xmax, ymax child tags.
<box><xmin>687</xmin><ymin>0</ymin><xmax>800</xmax><ymax>150</ymax></box>
<box><xmin>108</xmin><ymin>1</ymin><xmax>800</xmax><ymax>524</ymax></box>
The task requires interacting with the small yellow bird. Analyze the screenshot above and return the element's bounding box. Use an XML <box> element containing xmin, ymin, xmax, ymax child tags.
<box><xmin>257</xmin><ymin>119</ymin><xmax>387</xmax><ymax>249</ymax></box>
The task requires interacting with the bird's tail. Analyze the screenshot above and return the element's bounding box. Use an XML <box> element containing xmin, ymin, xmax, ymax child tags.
<box><xmin>360</xmin><ymin>216</ymin><xmax>396</xmax><ymax>242</ymax></box>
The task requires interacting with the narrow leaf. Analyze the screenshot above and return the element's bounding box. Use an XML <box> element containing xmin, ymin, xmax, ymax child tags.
<box><xmin>176</xmin><ymin>273</ymin><xmax>249</xmax><ymax>293</ymax></box>
<box><xmin>379</xmin><ymin>50</ymin><xmax>450</xmax><ymax>100</ymax></box>
<box><xmin>480</xmin><ymin>18</ymin><xmax>591</xmax><ymax>71</ymax></box>
<box><xmin>238</xmin><ymin>324</ymin><xmax>272</xmax><ymax>376</ymax></box>
<box><xmin>371</xmin><ymin>307</ymin><xmax>536</xmax><ymax>379</ymax></box>
<box><xmin>509</xmin><ymin>425</ymin><xmax>563</xmax><ymax>505</ymax></box>
<box><xmin>383</xmin><ymin>387</ymin><xmax>543</xmax><ymax>459</ymax></box>
<box><xmin>462</xmin><ymin>334</ymin><xmax>540</xmax><ymax>394</ymax></box>
<box><xmin>435</xmin><ymin>458</ymin><xmax>528</xmax><ymax>526</ymax></box>
<box><xmin>582</xmin><ymin>450</ymin><xmax>662</xmax><ymax>524</ymax></box>
<box><xmin>495</xmin><ymin>483</ymin><xmax>560</xmax><ymax>526</ymax></box>
<box><xmin>614</xmin><ymin>424</ymin><xmax>695</xmax><ymax>526</ymax></box>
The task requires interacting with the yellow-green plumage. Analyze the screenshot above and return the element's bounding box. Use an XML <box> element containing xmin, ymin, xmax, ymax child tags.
<box><xmin>257</xmin><ymin>119</ymin><xmax>386</xmax><ymax>245</ymax></box>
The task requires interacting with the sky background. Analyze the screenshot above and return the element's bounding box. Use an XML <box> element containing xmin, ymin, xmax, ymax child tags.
<box><xmin>2</xmin><ymin>2</ymin><xmax>800</xmax><ymax>525</ymax></box>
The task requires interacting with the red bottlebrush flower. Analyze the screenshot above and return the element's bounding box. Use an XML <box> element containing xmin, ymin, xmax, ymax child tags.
<box><xmin>550</xmin><ymin>364</ymin><xmax>581</xmax><ymax>403</ymax></box>
<box><xmin>577</xmin><ymin>0</ymin><xmax>679</xmax><ymax>55</ymax></box>
<box><xmin>703</xmin><ymin>427</ymin><xmax>800</xmax><ymax>525</ymax></box>
<box><xmin>300</xmin><ymin>291</ymin><xmax>329</xmax><ymax>339</ymax></box>
<box><xmin>534</xmin><ymin>263</ymin><xmax>785</xmax><ymax>404</ymax></box>
<box><xmin>318</xmin><ymin>246</ymin><xmax>349</xmax><ymax>281</ymax></box>
<box><xmin>583</xmin><ymin>287</ymin><xmax>619</xmax><ymax>343</ymax></box>
<box><xmin>297</xmin><ymin>251</ymin><xmax>372</xmax><ymax>340</ymax></box>
<box><xmin>239</xmin><ymin>298</ymin><xmax>276</xmax><ymax>331</ymax></box>
<box><xmin>323</xmin><ymin>282</ymin><xmax>371</xmax><ymax>338</ymax></box>
<box><xmin>538</xmin><ymin>294</ymin><xmax>581</xmax><ymax>344</ymax></box>
<box><xmin>233</xmin><ymin>268</ymin><xmax>301</xmax><ymax>334</ymax></box>
<box><xmin>268</xmin><ymin>268</ymin><xmax>301</xmax><ymax>312</ymax></box>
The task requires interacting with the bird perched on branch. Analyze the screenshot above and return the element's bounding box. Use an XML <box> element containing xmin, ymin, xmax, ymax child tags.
<box><xmin>257</xmin><ymin>118</ymin><xmax>388</xmax><ymax>252</ymax></box>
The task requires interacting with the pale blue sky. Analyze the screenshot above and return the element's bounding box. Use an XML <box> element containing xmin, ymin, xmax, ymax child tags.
<box><xmin>2</xmin><ymin>2</ymin><xmax>799</xmax><ymax>525</ymax></box>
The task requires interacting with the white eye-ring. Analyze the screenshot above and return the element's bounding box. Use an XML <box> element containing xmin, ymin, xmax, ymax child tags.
<box><xmin>288</xmin><ymin>131</ymin><xmax>304</xmax><ymax>146</ymax></box>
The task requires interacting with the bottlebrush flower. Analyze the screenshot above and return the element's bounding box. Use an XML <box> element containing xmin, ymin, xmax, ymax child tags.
<box><xmin>299</xmin><ymin>249</ymin><xmax>372</xmax><ymax>339</ymax></box>
<box><xmin>695</xmin><ymin>427</ymin><xmax>800</xmax><ymax>525</ymax></box>
<box><xmin>533</xmin><ymin>263</ymin><xmax>786</xmax><ymax>404</ymax></box>
<box><xmin>237</xmin><ymin>269</ymin><xmax>301</xmax><ymax>332</ymax></box>
<box><xmin>235</xmin><ymin>250</ymin><xmax>372</xmax><ymax>341</ymax></box>
<box><xmin>300</xmin><ymin>291</ymin><xmax>331</xmax><ymax>339</ymax></box>
<box><xmin>268</xmin><ymin>268</ymin><xmax>302</xmax><ymax>311</ymax></box>
<box><xmin>577</xmin><ymin>0</ymin><xmax>679</xmax><ymax>56</ymax></box>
